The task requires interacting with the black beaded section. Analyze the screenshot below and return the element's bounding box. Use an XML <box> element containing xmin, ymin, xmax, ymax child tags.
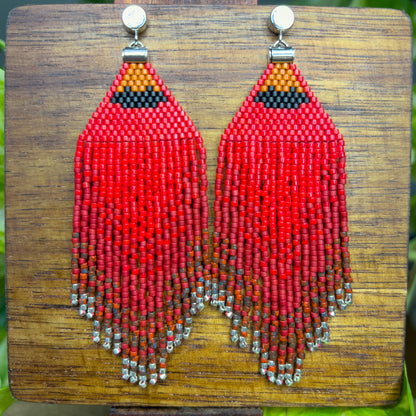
<box><xmin>254</xmin><ymin>86</ymin><xmax>310</xmax><ymax>109</ymax></box>
<box><xmin>110</xmin><ymin>86</ymin><xmax>168</xmax><ymax>109</ymax></box>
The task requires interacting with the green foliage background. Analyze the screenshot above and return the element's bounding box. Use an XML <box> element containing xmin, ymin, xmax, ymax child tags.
<box><xmin>0</xmin><ymin>0</ymin><xmax>414</xmax><ymax>414</ymax></box>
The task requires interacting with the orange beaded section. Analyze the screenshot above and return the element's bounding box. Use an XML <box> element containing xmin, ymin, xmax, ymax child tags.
<box><xmin>260</xmin><ymin>62</ymin><xmax>305</xmax><ymax>93</ymax></box>
<box><xmin>116</xmin><ymin>63</ymin><xmax>159</xmax><ymax>93</ymax></box>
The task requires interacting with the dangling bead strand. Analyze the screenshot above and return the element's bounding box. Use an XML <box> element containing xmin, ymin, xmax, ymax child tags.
<box><xmin>72</xmin><ymin>61</ymin><xmax>210</xmax><ymax>387</ymax></box>
<box><xmin>212</xmin><ymin>62</ymin><xmax>352</xmax><ymax>386</ymax></box>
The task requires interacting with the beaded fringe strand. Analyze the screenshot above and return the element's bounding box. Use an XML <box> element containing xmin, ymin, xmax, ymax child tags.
<box><xmin>211</xmin><ymin>62</ymin><xmax>352</xmax><ymax>386</ymax></box>
<box><xmin>71</xmin><ymin>62</ymin><xmax>211</xmax><ymax>387</ymax></box>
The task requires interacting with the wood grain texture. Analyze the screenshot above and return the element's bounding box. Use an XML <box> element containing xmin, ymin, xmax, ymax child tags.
<box><xmin>5</xmin><ymin>4</ymin><xmax>411</xmax><ymax>407</ymax></box>
<box><xmin>115</xmin><ymin>0</ymin><xmax>257</xmax><ymax>4</ymax></box>
<box><xmin>109</xmin><ymin>408</ymin><xmax>263</xmax><ymax>415</ymax></box>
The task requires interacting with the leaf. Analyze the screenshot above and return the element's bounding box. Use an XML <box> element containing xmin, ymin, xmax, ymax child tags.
<box><xmin>287</xmin><ymin>407</ymin><xmax>346</xmax><ymax>415</ymax></box>
<box><xmin>0</xmin><ymin>335</ymin><xmax>8</xmax><ymax>389</ymax></box>
<box><xmin>410</xmin><ymin>197</ymin><xmax>416</xmax><ymax>239</ymax></box>
<box><xmin>412</xmin><ymin>85</ymin><xmax>416</xmax><ymax>185</ymax></box>
<box><xmin>286</xmin><ymin>0</ymin><xmax>359</xmax><ymax>6</ymax></box>
<box><xmin>263</xmin><ymin>407</ymin><xmax>287</xmax><ymax>416</ymax></box>
<box><xmin>0</xmin><ymin>63</ymin><xmax>5</xmax><ymax>390</ymax></box>
<box><xmin>409</xmin><ymin>237</ymin><xmax>416</xmax><ymax>264</ymax></box>
<box><xmin>0</xmin><ymin>387</ymin><xmax>15</xmax><ymax>415</ymax></box>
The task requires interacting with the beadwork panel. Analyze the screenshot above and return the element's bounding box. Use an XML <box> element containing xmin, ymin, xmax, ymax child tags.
<box><xmin>5</xmin><ymin>4</ymin><xmax>411</xmax><ymax>407</ymax></box>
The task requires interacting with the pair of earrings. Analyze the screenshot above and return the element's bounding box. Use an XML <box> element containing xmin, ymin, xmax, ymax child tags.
<box><xmin>71</xmin><ymin>5</ymin><xmax>352</xmax><ymax>388</ymax></box>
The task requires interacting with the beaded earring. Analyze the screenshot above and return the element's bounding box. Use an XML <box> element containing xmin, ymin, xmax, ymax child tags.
<box><xmin>71</xmin><ymin>6</ymin><xmax>210</xmax><ymax>388</ymax></box>
<box><xmin>211</xmin><ymin>6</ymin><xmax>352</xmax><ymax>386</ymax></box>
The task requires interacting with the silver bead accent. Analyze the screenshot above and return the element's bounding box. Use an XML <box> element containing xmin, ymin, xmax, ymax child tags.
<box><xmin>294</xmin><ymin>369</ymin><xmax>302</xmax><ymax>383</ymax></box>
<box><xmin>139</xmin><ymin>376</ymin><xmax>147</xmax><ymax>389</ymax></box>
<box><xmin>79</xmin><ymin>304</ymin><xmax>87</xmax><ymax>316</ymax></box>
<box><xmin>183</xmin><ymin>327</ymin><xmax>191</xmax><ymax>339</ymax></box>
<box><xmin>113</xmin><ymin>343</ymin><xmax>121</xmax><ymax>355</ymax></box>
<box><xmin>276</xmin><ymin>373</ymin><xmax>285</xmax><ymax>386</ymax></box>
<box><xmin>174</xmin><ymin>335</ymin><xmax>182</xmax><ymax>347</ymax></box>
<box><xmin>345</xmin><ymin>293</ymin><xmax>353</xmax><ymax>305</ymax></box>
<box><xmin>149</xmin><ymin>374</ymin><xmax>158</xmax><ymax>385</ymax></box>
<box><xmin>210</xmin><ymin>290</ymin><xmax>219</xmax><ymax>306</ymax></box>
<box><xmin>252</xmin><ymin>342</ymin><xmax>261</xmax><ymax>354</ymax></box>
<box><xmin>197</xmin><ymin>300</ymin><xmax>205</xmax><ymax>312</ymax></box>
<box><xmin>86</xmin><ymin>307</ymin><xmax>95</xmax><ymax>320</ymax></box>
<box><xmin>239</xmin><ymin>336</ymin><xmax>248</xmax><ymax>348</ymax></box>
<box><xmin>159</xmin><ymin>368</ymin><xmax>167</xmax><ymax>381</ymax></box>
<box><xmin>122</xmin><ymin>368</ymin><xmax>130</xmax><ymax>381</ymax></box>
<box><xmin>129</xmin><ymin>373</ymin><xmax>138</xmax><ymax>384</ymax></box>
<box><xmin>338</xmin><ymin>300</ymin><xmax>347</xmax><ymax>310</ymax></box>
<box><xmin>285</xmin><ymin>374</ymin><xmax>294</xmax><ymax>386</ymax></box>
<box><xmin>92</xmin><ymin>331</ymin><xmax>100</xmax><ymax>343</ymax></box>
<box><xmin>260</xmin><ymin>362</ymin><xmax>268</xmax><ymax>376</ymax></box>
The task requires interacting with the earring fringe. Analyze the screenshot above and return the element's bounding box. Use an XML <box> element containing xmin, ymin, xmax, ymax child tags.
<box><xmin>71</xmin><ymin>62</ymin><xmax>210</xmax><ymax>387</ymax></box>
<box><xmin>211</xmin><ymin>62</ymin><xmax>352</xmax><ymax>385</ymax></box>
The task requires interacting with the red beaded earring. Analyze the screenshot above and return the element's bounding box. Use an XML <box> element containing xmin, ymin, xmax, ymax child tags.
<box><xmin>211</xmin><ymin>6</ymin><xmax>352</xmax><ymax>386</ymax></box>
<box><xmin>71</xmin><ymin>6</ymin><xmax>210</xmax><ymax>387</ymax></box>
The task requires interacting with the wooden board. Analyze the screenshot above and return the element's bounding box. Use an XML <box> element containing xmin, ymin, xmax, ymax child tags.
<box><xmin>115</xmin><ymin>0</ymin><xmax>256</xmax><ymax>4</ymax></box>
<box><xmin>5</xmin><ymin>4</ymin><xmax>411</xmax><ymax>407</ymax></box>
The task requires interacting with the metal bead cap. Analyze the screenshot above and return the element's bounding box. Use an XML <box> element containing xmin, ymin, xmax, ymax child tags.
<box><xmin>268</xmin><ymin>5</ymin><xmax>295</xmax><ymax>35</ymax></box>
<box><xmin>122</xmin><ymin>5</ymin><xmax>147</xmax><ymax>34</ymax></box>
